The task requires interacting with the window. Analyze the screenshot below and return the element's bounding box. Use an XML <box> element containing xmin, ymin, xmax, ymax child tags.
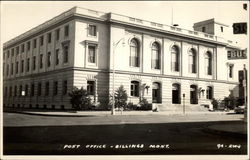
<box><xmin>130</xmin><ymin>81</ymin><xmax>139</xmax><ymax>97</ymax></box>
<box><xmin>21</xmin><ymin>60</ymin><xmax>24</xmax><ymax>73</ymax></box>
<box><xmin>63</xmin><ymin>45</ymin><xmax>69</xmax><ymax>63</ymax></box>
<box><xmin>40</xmin><ymin>54</ymin><xmax>43</xmax><ymax>68</ymax></box>
<box><xmin>88</xmin><ymin>46</ymin><xmax>96</xmax><ymax>63</ymax></box>
<box><xmin>151</xmin><ymin>42</ymin><xmax>160</xmax><ymax>69</ymax></box>
<box><xmin>19</xmin><ymin>85</ymin><xmax>22</xmax><ymax>96</ymax></box>
<box><xmin>8</xmin><ymin>50</ymin><xmax>11</xmax><ymax>57</ymax></box>
<box><xmin>33</xmin><ymin>39</ymin><xmax>37</xmax><ymax>48</ymax></box>
<box><xmin>55</xmin><ymin>49</ymin><xmax>59</xmax><ymax>65</ymax></box>
<box><xmin>190</xmin><ymin>85</ymin><xmax>198</xmax><ymax>104</ymax></box>
<box><xmin>188</xmin><ymin>48</ymin><xmax>197</xmax><ymax>73</ymax></box>
<box><xmin>172</xmin><ymin>83</ymin><xmax>181</xmax><ymax>104</ymax></box>
<box><xmin>27</xmin><ymin>58</ymin><xmax>30</xmax><ymax>71</ymax></box>
<box><xmin>221</xmin><ymin>26</ymin><xmax>223</xmax><ymax>32</ymax></box>
<box><xmin>37</xmin><ymin>83</ymin><xmax>42</xmax><ymax>96</ymax></box>
<box><xmin>5</xmin><ymin>87</ymin><xmax>7</xmax><ymax>97</ymax></box>
<box><xmin>171</xmin><ymin>45</ymin><xmax>179</xmax><ymax>72</ymax></box>
<box><xmin>11</xmin><ymin>63</ymin><xmax>13</xmax><ymax>75</ymax></box>
<box><xmin>15</xmin><ymin>61</ymin><xmax>19</xmax><ymax>74</ymax></box>
<box><xmin>130</xmin><ymin>39</ymin><xmax>140</xmax><ymax>67</ymax></box>
<box><xmin>53</xmin><ymin>81</ymin><xmax>58</xmax><ymax>95</ymax></box>
<box><xmin>14</xmin><ymin>86</ymin><xmax>17</xmax><ymax>97</ymax></box>
<box><xmin>21</xmin><ymin>44</ymin><xmax>25</xmax><ymax>53</ymax></box>
<box><xmin>87</xmin><ymin>81</ymin><xmax>95</xmax><ymax>95</ymax></box>
<box><xmin>33</xmin><ymin>56</ymin><xmax>36</xmax><ymax>70</ymax></box>
<box><xmin>88</xmin><ymin>24</ymin><xmax>97</xmax><ymax>36</ymax></box>
<box><xmin>9</xmin><ymin>86</ymin><xmax>12</xmax><ymax>97</ymax></box>
<box><xmin>63</xmin><ymin>80</ymin><xmax>67</xmax><ymax>95</ymax></box>
<box><xmin>229</xmin><ymin>65</ymin><xmax>234</xmax><ymax>78</ymax></box>
<box><xmin>56</xmin><ymin>29</ymin><xmax>60</xmax><ymax>40</ymax></box>
<box><xmin>206</xmin><ymin>86</ymin><xmax>213</xmax><ymax>99</ymax></box>
<box><xmin>64</xmin><ymin>25</ymin><xmax>69</xmax><ymax>37</ymax></box>
<box><xmin>47</xmin><ymin>33</ymin><xmax>52</xmax><ymax>43</ymax></box>
<box><xmin>27</xmin><ymin>41</ymin><xmax>30</xmax><ymax>51</ymax></box>
<box><xmin>47</xmin><ymin>52</ymin><xmax>51</xmax><ymax>67</ymax></box>
<box><xmin>45</xmin><ymin>82</ymin><xmax>49</xmax><ymax>96</ymax></box>
<box><xmin>16</xmin><ymin>46</ymin><xmax>19</xmax><ymax>54</ymax></box>
<box><xmin>205</xmin><ymin>52</ymin><xmax>212</xmax><ymax>75</ymax></box>
<box><xmin>202</xmin><ymin>27</ymin><xmax>206</xmax><ymax>32</ymax></box>
<box><xmin>40</xmin><ymin>36</ymin><xmax>44</xmax><ymax>46</ymax></box>
<box><xmin>25</xmin><ymin>84</ymin><xmax>28</xmax><ymax>96</ymax></box>
<box><xmin>31</xmin><ymin>83</ymin><xmax>35</xmax><ymax>96</ymax></box>
<box><xmin>3</xmin><ymin>63</ymin><xmax>5</xmax><ymax>75</ymax></box>
<box><xmin>7</xmin><ymin>64</ymin><xmax>9</xmax><ymax>76</ymax></box>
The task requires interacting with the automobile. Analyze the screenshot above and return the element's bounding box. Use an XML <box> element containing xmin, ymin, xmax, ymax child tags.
<box><xmin>234</xmin><ymin>105</ymin><xmax>246</xmax><ymax>114</ymax></box>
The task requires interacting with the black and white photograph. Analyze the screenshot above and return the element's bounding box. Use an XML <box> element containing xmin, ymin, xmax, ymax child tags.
<box><xmin>0</xmin><ymin>1</ymin><xmax>249</xmax><ymax>160</ymax></box>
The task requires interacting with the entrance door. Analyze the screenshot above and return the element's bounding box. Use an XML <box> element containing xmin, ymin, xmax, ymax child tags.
<box><xmin>152</xmin><ymin>82</ymin><xmax>161</xmax><ymax>103</ymax></box>
<box><xmin>190</xmin><ymin>85</ymin><xmax>198</xmax><ymax>104</ymax></box>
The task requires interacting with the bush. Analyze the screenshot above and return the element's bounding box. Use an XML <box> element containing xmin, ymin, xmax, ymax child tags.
<box><xmin>68</xmin><ymin>87</ymin><xmax>92</xmax><ymax>110</ymax></box>
<box><xmin>137</xmin><ymin>97</ymin><xmax>152</xmax><ymax>110</ymax></box>
<box><xmin>109</xmin><ymin>85</ymin><xmax>128</xmax><ymax>110</ymax></box>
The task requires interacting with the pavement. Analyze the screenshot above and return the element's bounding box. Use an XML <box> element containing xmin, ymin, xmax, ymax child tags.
<box><xmin>4</xmin><ymin>108</ymin><xmax>248</xmax><ymax>138</ymax></box>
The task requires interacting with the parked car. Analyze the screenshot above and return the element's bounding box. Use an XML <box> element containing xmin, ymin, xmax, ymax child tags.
<box><xmin>234</xmin><ymin>105</ymin><xmax>246</xmax><ymax>114</ymax></box>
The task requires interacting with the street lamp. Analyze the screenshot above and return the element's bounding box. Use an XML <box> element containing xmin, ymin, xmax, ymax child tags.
<box><xmin>111</xmin><ymin>38</ymin><xmax>125</xmax><ymax>115</ymax></box>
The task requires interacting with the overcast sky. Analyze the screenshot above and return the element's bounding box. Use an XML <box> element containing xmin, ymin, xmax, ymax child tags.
<box><xmin>1</xmin><ymin>1</ymin><xmax>249</xmax><ymax>47</ymax></box>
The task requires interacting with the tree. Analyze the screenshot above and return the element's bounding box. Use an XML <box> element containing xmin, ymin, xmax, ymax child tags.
<box><xmin>69</xmin><ymin>87</ymin><xmax>92</xmax><ymax>110</ymax></box>
<box><xmin>110</xmin><ymin>85</ymin><xmax>128</xmax><ymax>109</ymax></box>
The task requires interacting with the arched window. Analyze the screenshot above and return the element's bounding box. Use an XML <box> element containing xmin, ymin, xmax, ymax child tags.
<box><xmin>206</xmin><ymin>86</ymin><xmax>213</xmax><ymax>99</ymax></box>
<box><xmin>152</xmin><ymin>82</ymin><xmax>161</xmax><ymax>103</ymax></box>
<box><xmin>205</xmin><ymin>52</ymin><xmax>212</xmax><ymax>75</ymax></box>
<box><xmin>130</xmin><ymin>39</ymin><xmax>140</xmax><ymax>67</ymax></box>
<box><xmin>131</xmin><ymin>81</ymin><xmax>139</xmax><ymax>97</ymax></box>
<box><xmin>171</xmin><ymin>45</ymin><xmax>179</xmax><ymax>72</ymax></box>
<box><xmin>151</xmin><ymin>42</ymin><xmax>160</xmax><ymax>69</ymax></box>
<box><xmin>189</xmin><ymin>49</ymin><xmax>197</xmax><ymax>73</ymax></box>
<box><xmin>172</xmin><ymin>83</ymin><xmax>180</xmax><ymax>104</ymax></box>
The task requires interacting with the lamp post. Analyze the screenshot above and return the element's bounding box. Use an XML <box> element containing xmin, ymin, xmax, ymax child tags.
<box><xmin>111</xmin><ymin>38</ymin><xmax>125</xmax><ymax>115</ymax></box>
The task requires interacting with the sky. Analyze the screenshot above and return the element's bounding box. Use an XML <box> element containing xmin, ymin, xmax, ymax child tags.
<box><xmin>1</xmin><ymin>1</ymin><xmax>249</xmax><ymax>48</ymax></box>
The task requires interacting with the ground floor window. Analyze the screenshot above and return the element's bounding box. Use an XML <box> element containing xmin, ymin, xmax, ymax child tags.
<box><xmin>190</xmin><ymin>85</ymin><xmax>198</xmax><ymax>104</ymax></box>
<box><xmin>172</xmin><ymin>83</ymin><xmax>180</xmax><ymax>104</ymax></box>
<box><xmin>131</xmin><ymin>81</ymin><xmax>139</xmax><ymax>97</ymax></box>
<box><xmin>206</xmin><ymin>86</ymin><xmax>213</xmax><ymax>99</ymax></box>
<box><xmin>152</xmin><ymin>82</ymin><xmax>161</xmax><ymax>103</ymax></box>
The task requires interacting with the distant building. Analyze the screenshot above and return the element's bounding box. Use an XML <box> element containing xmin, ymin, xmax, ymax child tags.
<box><xmin>2</xmin><ymin>7</ymin><xmax>245</xmax><ymax>111</ymax></box>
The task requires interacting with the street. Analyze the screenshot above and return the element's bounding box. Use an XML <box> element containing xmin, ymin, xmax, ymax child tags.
<box><xmin>3</xmin><ymin>112</ymin><xmax>247</xmax><ymax>155</ymax></box>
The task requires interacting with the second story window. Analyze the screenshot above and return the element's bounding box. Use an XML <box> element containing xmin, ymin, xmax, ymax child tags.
<box><xmin>6</xmin><ymin>64</ymin><xmax>9</xmax><ymax>76</ymax></box>
<box><xmin>11</xmin><ymin>63</ymin><xmax>13</xmax><ymax>75</ymax></box>
<box><xmin>189</xmin><ymin>48</ymin><xmax>197</xmax><ymax>73</ymax></box>
<box><xmin>47</xmin><ymin>52</ymin><xmax>51</xmax><ymax>67</ymax></box>
<box><xmin>63</xmin><ymin>45</ymin><xmax>69</xmax><ymax>63</ymax></box>
<box><xmin>205</xmin><ymin>52</ymin><xmax>212</xmax><ymax>75</ymax></box>
<box><xmin>56</xmin><ymin>28</ymin><xmax>60</xmax><ymax>40</ymax></box>
<box><xmin>202</xmin><ymin>26</ymin><xmax>206</xmax><ymax>32</ymax></box>
<box><xmin>129</xmin><ymin>39</ymin><xmax>140</xmax><ymax>67</ymax></box>
<box><xmin>229</xmin><ymin>65</ymin><xmax>234</xmax><ymax>78</ymax></box>
<box><xmin>88</xmin><ymin>24</ymin><xmax>97</xmax><ymax>36</ymax></box>
<box><xmin>27</xmin><ymin>58</ymin><xmax>30</xmax><ymax>72</ymax></box>
<box><xmin>33</xmin><ymin>56</ymin><xmax>36</xmax><ymax>70</ymax></box>
<box><xmin>21</xmin><ymin>60</ymin><xmax>24</xmax><ymax>73</ymax></box>
<box><xmin>151</xmin><ymin>42</ymin><xmax>160</xmax><ymax>69</ymax></box>
<box><xmin>47</xmin><ymin>33</ymin><xmax>52</xmax><ymax>43</ymax></box>
<box><xmin>27</xmin><ymin>41</ymin><xmax>30</xmax><ymax>51</ymax></box>
<box><xmin>88</xmin><ymin>45</ymin><xmax>96</xmax><ymax>63</ymax></box>
<box><xmin>40</xmin><ymin>54</ymin><xmax>43</xmax><ymax>68</ymax></box>
<box><xmin>33</xmin><ymin>39</ymin><xmax>37</xmax><ymax>48</ymax></box>
<box><xmin>55</xmin><ymin>49</ymin><xmax>59</xmax><ymax>65</ymax></box>
<box><xmin>171</xmin><ymin>45</ymin><xmax>180</xmax><ymax>72</ymax></box>
<box><xmin>15</xmin><ymin>62</ymin><xmax>19</xmax><ymax>74</ymax></box>
<box><xmin>64</xmin><ymin>25</ymin><xmax>69</xmax><ymax>37</ymax></box>
<box><xmin>16</xmin><ymin>46</ymin><xmax>19</xmax><ymax>55</ymax></box>
<box><xmin>21</xmin><ymin>44</ymin><xmax>25</xmax><ymax>53</ymax></box>
<box><xmin>40</xmin><ymin>36</ymin><xmax>44</xmax><ymax>46</ymax></box>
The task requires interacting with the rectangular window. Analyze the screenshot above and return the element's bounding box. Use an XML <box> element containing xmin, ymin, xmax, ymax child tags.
<box><xmin>55</xmin><ymin>49</ymin><xmax>59</xmax><ymax>65</ymax></box>
<box><xmin>33</xmin><ymin>56</ymin><xmax>36</xmax><ymax>70</ymax></box>
<box><xmin>64</xmin><ymin>25</ymin><xmax>69</xmax><ymax>37</ymax></box>
<box><xmin>63</xmin><ymin>80</ymin><xmax>67</xmax><ymax>95</ymax></box>
<box><xmin>5</xmin><ymin>87</ymin><xmax>8</xmax><ymax>97</ymax></box>
<box><xmin>21</xmin><ymin>44</ymin><xmax>25</xmax><ymax>53</ymax></box>
<box><xmin>27</xmin><ymin>58</ymin><xmax>30</xmax><ymax>71</ymax></box>
<box><xmin>14</xmin><ymin>86</ymin><xmax>17</xmax><ymax>97</ymax></box>
<box><xmin>47</xmin><ymin>52</ymin><xmax>51</xmax><ymax>67</ymax></box>
<box><xmin>11</xmin><ymin>63</ymin><xmax>13</xmax><ymax>75</ymax></box>
<box><xmin>88</xmin><ymin>25</ymin><xmax>97</xmax><ymax>36</ymax></box>
<box><xmin>87</xmin><ymin>81</ymin><xmax>95</xmax><ymax>95</ymax></box>
<box><xmin>27</xmin><ymin>41</ymin><xmax>30</xmax><ymax>51</ymax></box>
<box><xmin>33</xmin><ymin>39</ymin><xmax>37</xmax><ymax>48</ymax></box>
<box><xmin>31</xmin><ymin>83</ymin><xmax>35</xmax><ymax>96</ymax></box>
<box><xmin>130</xmin><ymin>81</ymin><xmax>139</xmax><ymax>97</ymax></box>
<box><xmin>19</xmin><ymin>85</ymin><xmax>22</xmax><ymax>96</ymax></box>
<box><xmin>53</xmin><ymin>81</ymin><xmax>58</xmax><ymax>95</ymax></box>
<box><xmin>221</xmin><ymin>26</ymin><xmax>223</xmax><ymax>32</ymax></box>
<box><xmin>21</xmin><ymin>60</ymin><xmax>24</xmax><ymax>73</ymax></box>
<box><xmin>88</xmin><ymin>46</ymin><xmax>96</xmax><ymax>63</ymax></box>
<box><xmin>25</xmin><ymin>84</ymin><xmax>28</xmax><ymax>96</ymax></box>
<box><xmin>38</xmin><ymin>83</ymin><xmax>42</xmax><ymax>96</ymax></box>
<box><xmin>9</xmin><ymin>86</ymin><xmax>12</xmax><ymax>97</ymax></box>
<box><xmin>229</xmin><ymin>65</ymin><xmax>233</xmax><ymax>78</ymax></box>
<box><xmin>16</xmin><ymin>61</ymin><xmax>19</xmax><ymax>74</ymax></box>
<box><xmin>40</xmin><ymin>54</ymin><xmax>43</xmax><ymax>68</ymax></box>
<box><xmin>7</xmin><ymin>64</ymin><xmax>9</xmax><ymax>76</ymax></box>
<box><xmin>3</xmin><ymin>63</ymin><xmax>5</xmax><ymax>75</ymax></box>
<box><xmin>56</xmin><ymin>29</ymin><xmax>60</xmax><ymax>40</ymax></box>
<box><xmin>40</xmin><ymin>36</ymin><xmax>44</xmax><ymax>46</ymax></box>
<box><xmin>45</xmin><ymin>82</ymin><xmax>49</xmax><ymax>96</ymax></box>
<box><xmin>9</xmin><ymin>50</ymin><xmax>11</xmax><ymax>57</ymax></box>
<box><xmin>47</xmin><ymin>33</ymin><xmax>51</xmax><ymax>43</ymax></box>
<box><xmin>202</xmin><ymin>27</ymin><xmax>206</xmax><ymax>32</ymax></box>
<box><xmin>63</xmin><ymin>45</ymin><xmax>69</xmax><ymax>63</ymax></box>
<box><xmin>16</xmin><ymin>46</ymin><xmax>19</xmax><ymax>54</ymax></box>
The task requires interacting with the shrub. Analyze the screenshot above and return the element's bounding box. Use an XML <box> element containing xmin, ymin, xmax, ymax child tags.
<box><xmin>68</xmin><ymin>87</ymin><xmax>92</xmax><ymax>110</ymax></box>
